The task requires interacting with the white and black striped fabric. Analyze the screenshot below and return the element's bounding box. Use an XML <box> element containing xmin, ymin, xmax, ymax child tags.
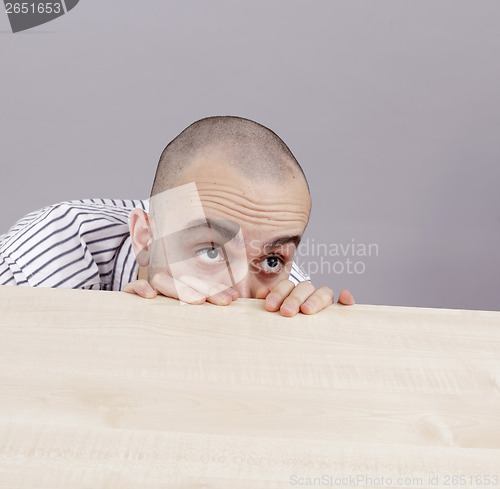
<box><xmin>0</xmin><ymin>198</ymin><xmax>310</xmax><ymax>291</ymax></box>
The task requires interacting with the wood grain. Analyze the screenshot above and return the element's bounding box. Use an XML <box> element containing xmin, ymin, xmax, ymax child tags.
<box><xmin>0</xmin><ymin>285</ymin><xmax>499</xmax><ymax>488</ymax></box>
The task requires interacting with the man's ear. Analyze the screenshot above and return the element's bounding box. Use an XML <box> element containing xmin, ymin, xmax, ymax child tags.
<box><xmin>129</xmin><ymin>209</ymin><xmax>154</xmax><ymax>267</ymax></box>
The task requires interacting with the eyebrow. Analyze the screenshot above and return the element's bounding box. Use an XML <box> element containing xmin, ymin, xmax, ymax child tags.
<box><xmin>184</xmin><ymin>218</ymin><xmax>244</xmax><ymax>247</ymax></box>
<box><xmin>263</xmin><ymin>235</ymin><xmax>302</xmax><ymax>251</ymax></box>
<box><xmin>184</xmin><ymin>218</ymin><xmax>301</xmax><ymax>252</ymax></box>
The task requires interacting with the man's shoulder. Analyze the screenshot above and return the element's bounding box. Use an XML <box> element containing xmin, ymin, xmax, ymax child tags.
<box><xmin>43</xmin><ymin>198</ymin><xmax>149</xmax><ymax>216</ymax></box>
<box><xmin>47</xmin><ymin>198</ymin><xmax>149</xmax><ymax>225</ymax></box>
<box><xmin>1</xmin><ymin>198</ymin><xmax>148</xmax><ymax>243</ymax></box>
<box><xmin>0</xmin><ymin>198</ymin><xmax>148</xmax><ymax>289</ymax></box>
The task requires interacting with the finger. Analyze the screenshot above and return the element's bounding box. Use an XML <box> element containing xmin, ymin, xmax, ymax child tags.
<box><xmin>122</xmin><ymin>279</ymin><xmax>157</xmax><ymax>299</ymax></box>
<box><xmin>264</xmin><ymin>279</ymin><xmax>296</xmax><ymax>312</ymax></box>
<box><xmin>179</xmin><ymin>275</ymin><xmax>237</xmax><ymax>306</ymax></box>
<box><xmin>300</xmin><ymin>286</ymin><xmax>335</xmax><ymax>315</ymax></box>
<box><xmin>205</xmin><ymin>286</ymin><xmax>238</xmax><ymax>306</ymax></box>
<box><xmin>279</xmin><ymin>281</ymin><xmax>317</xmax><ymax>317</ymax></box>
<box><xmin>337</xmin><ymin>289</ymin><xmax>355</xmax><ymax>305</ymax></box>
<box><xmin>206</xmin><ymin>289</ymin><xmax>238</xmax><ymax>306</ymax></box>
<box><xmin>255</xmin><ymin>286</ymin><xmax>271</xmax><ymax>300</ymax></box>
<box><xmin>150</xmin><ymin>272</ymin><xmax>206</xmax><ymax>304</ymax></box>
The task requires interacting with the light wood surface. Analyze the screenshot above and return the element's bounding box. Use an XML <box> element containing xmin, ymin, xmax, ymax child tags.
<box><xmin>0</xmin><ymin>285</ymin><xmax>499</xmax><ymax>488</ymax></box>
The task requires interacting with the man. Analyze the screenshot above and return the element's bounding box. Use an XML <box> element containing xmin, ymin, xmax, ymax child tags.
<box><xmin>0</xmin><ymin>116</ymin><xmax>354</xmax><ymax>316</ymax></box>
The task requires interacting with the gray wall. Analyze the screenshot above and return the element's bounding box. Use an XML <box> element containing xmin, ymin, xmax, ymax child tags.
<box><xmin>1</xmin><ymin>0</ymin><xmax>499</xmax><ymax>311</ymax></box>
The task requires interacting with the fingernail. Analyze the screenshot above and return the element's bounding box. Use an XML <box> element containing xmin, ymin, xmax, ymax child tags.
<box><xmin>303</xmin><ymin>300</ymin><xmax>314</xmax><ymax>310</ymax></box>
<box><xmin>267</xmin><ymin>298</ymin><xmax>278</xmax><ymax>309</ymax></box>
<box><xmin>218</xmin><ymin>291</ymin><xmax>231</xmax><ymax>304</ymax></box>
<box><xmin>182</xmin><ymin>291</ymin><xmax>205</xmax><ymax>303</ymax></box>
<box><xmin>281</xmin><ymin>303</ymin><xmax>296</xmax><ymax>315</ymax></box>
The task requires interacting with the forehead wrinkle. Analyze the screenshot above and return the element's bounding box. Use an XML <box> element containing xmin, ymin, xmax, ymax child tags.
<box><xmin>196</xmin><ymin>186</ymin><xmax>310</xmax><ymax>211</ymax></box>
<box><xmin>202</xmin><ymin>202</ymin><xmax>309</xmax><ymax>230</ymax></box>
<box><xmin>200</xmin><ymin>196</ymin><xmax>310</xmax><ymax>223</ymax></box>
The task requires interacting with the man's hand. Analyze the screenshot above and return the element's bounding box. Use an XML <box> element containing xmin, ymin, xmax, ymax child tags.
<box><xmin>123</xmin><ymin>274</ymin><xmax>354</xmax><ymax>317</ymax></box>
<box><xmin>123</xmin><ymin>272</ymin><xmax>239</xmax><ymax>306</ymax></box>
<box><xmin>258</xmin><ymin>280</ymin><xmax>355</xmax><ymax>317</ymax></box>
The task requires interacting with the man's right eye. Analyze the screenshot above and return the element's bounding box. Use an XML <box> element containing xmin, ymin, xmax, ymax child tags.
<box><xmin>195</xmin><ymin>247</ymin><xmax>224</xmax><ymax>264</ymax></box>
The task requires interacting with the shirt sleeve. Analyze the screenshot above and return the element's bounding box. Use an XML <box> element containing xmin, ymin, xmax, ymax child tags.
<box><xmin>0</xmin><ymin>252</ymin><xmax>16</xmax><ymax>286</ymax></box>
<box><xmin>0</xmin><ymin>202</ymin><xmax>104</xmax><ymax>289</ymax></box>
<box><xmin>0</xmin><ymin>198</ymin><xmax>147</xmax><ymax>291</ymax></box>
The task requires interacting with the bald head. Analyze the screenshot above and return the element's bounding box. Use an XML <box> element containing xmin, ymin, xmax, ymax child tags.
<box><xmin>150</xmin><ymin>116</ymin><xmax>308</xmax><ymax>197</ymax></box>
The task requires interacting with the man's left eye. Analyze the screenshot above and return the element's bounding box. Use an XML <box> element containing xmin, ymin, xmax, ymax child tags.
<box><xmin>259</xmin><ymin>256</ymin><xmax>283</xmax><ymax>274</ymax></box>
<box><xmin>196</xmin><ymin>247</ymin><xmax>224</xmax><ymax>264</ymax></box>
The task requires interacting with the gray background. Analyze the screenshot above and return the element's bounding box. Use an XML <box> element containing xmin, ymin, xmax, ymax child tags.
<box><xmin>1</xmin><ymin>0</ymin><xmax>499</xmax><ymax>311</ymax></box>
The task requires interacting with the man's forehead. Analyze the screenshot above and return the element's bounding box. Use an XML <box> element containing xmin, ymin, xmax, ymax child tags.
<box><xmin>149</xmin><ymin>180</ymin><xmax>309</xmax><ymax>245</ymax></box>
<box><xmin>176</xmin><ymin>155</ymin><xmax>311</xmax><ymax>205</ymax></box>
<box><xmin>149</xmin><ymin>182</ymin><xmax>205</xmax><ymax>238</ymax></box>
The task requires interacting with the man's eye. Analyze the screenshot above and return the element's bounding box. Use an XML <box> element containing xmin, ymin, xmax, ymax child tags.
<box><xmin>259</xmin><ymin>256</ymin><xmax>283</xmax><ymax>274</ymax></box>
<box><xmin>196</xmin><ymin>247</ymin><xmax>224</xmax><ymax>264</ymax></box>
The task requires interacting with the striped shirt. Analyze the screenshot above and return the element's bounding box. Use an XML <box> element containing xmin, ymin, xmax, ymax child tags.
<box><xmin>0</xmin><ymin>198</ymin><xmax>310</xmax><ymax>291</ymax></box>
